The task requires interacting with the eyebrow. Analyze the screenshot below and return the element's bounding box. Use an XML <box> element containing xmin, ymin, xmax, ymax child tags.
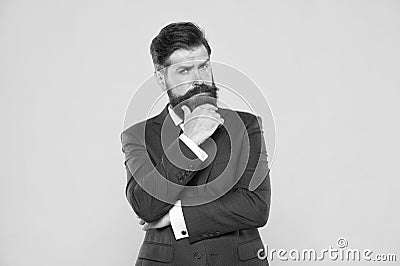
<box><xmin>176</xmin><ymin>64</ymin><xmax>193</xmax><ymax>71</ymax></box>
<box><xmin>175</xmin><ymin>58</ymin><xmax>210</xmax><ymax>71</ymax></box>
<box><xmin>198</xmin><ymin>58</ymin><xmax>210</xmax><ymax>68</ymax></box>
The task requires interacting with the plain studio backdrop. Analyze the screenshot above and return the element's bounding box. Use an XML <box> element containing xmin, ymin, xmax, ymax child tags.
<box><xmin>1</xmin><ymin>1</ymin><xmax>399</xmax><ymax>265</ymax></box>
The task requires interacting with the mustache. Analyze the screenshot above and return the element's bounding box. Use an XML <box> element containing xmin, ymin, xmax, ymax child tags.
<box><xmin>183</xmin><ymin>83</ymin><xmax>217</xmax><ymax>100</ymax></box>
<box><xmin>169</xmin><ymin>82</ymin><xmax>218</xmax><ymax>107</ymax></box>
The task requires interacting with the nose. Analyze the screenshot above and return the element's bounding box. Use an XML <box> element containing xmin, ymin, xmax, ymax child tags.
<box><xmin>191</xmin><ymin>68</ymin><xmax>202</xmax><ymax>83</ymax></box>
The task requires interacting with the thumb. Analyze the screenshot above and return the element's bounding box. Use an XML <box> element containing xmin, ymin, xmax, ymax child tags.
<box><xmin>181</xmin><ymin>105</ymin><xmax>191</xmax><ymax>119</ymax></box>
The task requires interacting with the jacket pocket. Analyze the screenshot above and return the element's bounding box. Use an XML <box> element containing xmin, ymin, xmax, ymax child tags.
<box><xmin>138</xmin><ymin>241</ymin><xmax>174</xmax><ymax>263</ymax></box>
<box><xmin>237</xmin><ymin>238</ymin><xmax>265</xmax><ymax>261</ymax></box>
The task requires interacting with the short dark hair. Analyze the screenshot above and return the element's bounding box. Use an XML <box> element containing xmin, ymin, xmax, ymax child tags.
<box><xmin>150</xmin><ymin>22</ymin><xmax>211</xmax><ymax>70</ymax></box>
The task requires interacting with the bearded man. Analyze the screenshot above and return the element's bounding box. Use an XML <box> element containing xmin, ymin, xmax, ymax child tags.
<box><xmin>121</xmin><ymin>22</ymin><xmax>271</xmax><ymax>266</ymax></box>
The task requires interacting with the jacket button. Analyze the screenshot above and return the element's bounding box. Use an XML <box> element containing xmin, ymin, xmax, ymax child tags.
<box><xmin>194</xmin><ymin>252</ymin><xmax>202</xmax><ymax>259</ymax></box>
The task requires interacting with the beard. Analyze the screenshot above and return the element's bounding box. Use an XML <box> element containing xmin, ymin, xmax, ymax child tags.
<box><xmin>168</xmin><ymin>82</ymin><xmax>219</xmax><ymax>119</ymax></box>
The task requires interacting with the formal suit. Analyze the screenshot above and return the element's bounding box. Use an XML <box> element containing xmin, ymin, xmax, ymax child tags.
<box><xmin>120</xmin><ymin>104</ymin><xmax>271</xmax><ymax>266</ymax></box>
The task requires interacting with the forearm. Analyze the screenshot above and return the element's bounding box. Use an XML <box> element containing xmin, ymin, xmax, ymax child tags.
<box><xmin>182</xmin><ymin>172</ymin><xmax>271</xmax><ymax>243</ymax></box>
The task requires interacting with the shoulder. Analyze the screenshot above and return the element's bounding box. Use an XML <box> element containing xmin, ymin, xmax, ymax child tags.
<box><xmin>120</xmin><ymin>115</ymin><xmax>158</xmax><ymax>145</ymax></box>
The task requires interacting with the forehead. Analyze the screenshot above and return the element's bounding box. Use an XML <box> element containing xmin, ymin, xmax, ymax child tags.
<box><xmin>167</xmin><ymin>45</ymin><xmax>209</xmax><ymax>67</ymax></box>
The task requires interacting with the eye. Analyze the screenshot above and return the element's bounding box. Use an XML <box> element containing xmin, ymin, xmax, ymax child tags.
<box><xmin>179</xmin><ymin>69</ymin><xmax>189</xmax><ymax>74</ymax></box>
<box><xmin>201</xmin><ymin>63</ymin><xmax>209</xmax><ymax>69</ymax></box>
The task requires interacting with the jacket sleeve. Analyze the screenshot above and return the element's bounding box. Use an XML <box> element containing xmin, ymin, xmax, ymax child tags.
<box><xmin>181</xmin><ymin>115</ymin><xmax>271</xmax><ymax>244</ymax></box>
<box><xmin>121</xmin><ymin>123</ymin><xmax>205</xmax><ymax>223</ymax></box>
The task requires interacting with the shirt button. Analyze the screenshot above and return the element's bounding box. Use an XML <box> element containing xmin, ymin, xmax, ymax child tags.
<box><xmin>194</xmin><ymin>252</ymin><xmax>202</xmax><ymax>260</ymax></box>
<box><xmin>181</xmin><ymin>230</ymin><xmax>187</xmax><ymax>235</ymax></box>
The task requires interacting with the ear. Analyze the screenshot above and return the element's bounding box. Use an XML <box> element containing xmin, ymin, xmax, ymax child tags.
<box><xmin>154</xmin><ymin>69</ymin><xmax>167</xmax><ymax>91</ymax></box>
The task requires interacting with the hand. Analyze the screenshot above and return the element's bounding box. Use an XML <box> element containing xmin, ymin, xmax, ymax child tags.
<box><xmin>181</xmin><ymin>104</ymin><xmax>224</xmax><ymax>145</ymax></box>
<box><xmin>137</xmin><ymin>213</ymin><xmax>171</xmax><ymax>231</ymax></box>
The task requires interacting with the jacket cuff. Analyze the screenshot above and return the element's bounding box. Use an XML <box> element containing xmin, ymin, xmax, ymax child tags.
<box><xmin>179</xmin><ymin>134</ymin><xmax>208</xmax><ymax>161</ymax></box>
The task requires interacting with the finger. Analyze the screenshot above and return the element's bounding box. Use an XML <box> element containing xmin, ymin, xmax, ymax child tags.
<box><xmin>142</xmin><ymin>222</ymin><xmax>151</xmax><ymax>231</ymax></box>
<box><xmin>181</xmin><ymin>105</ymin><xmax>191</xmax><ymax>119</ymax></box>
<box><xmin>210</xmin><ymin>116</ymin><xmax>224</xmax><ymax>125</ymax></box>
<box><xmin>198</xmin><ymin>103</ymin><xmax>218</xmax><ymax>110</ymax></box>
<box><xmin>214</xmin><ymin>117</ymin><xmax>224</xmax><ymax>126</ymax></box>
<box><xmin>199</xmin><ymin>113</ymin><xmax>221</xmax><ymax>120</ymax></box>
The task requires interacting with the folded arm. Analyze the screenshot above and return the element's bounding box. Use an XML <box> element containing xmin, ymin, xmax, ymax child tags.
<box><xmin>181</xmin><ymin>115</ymin><xmax>271</xmax><ymax>243</ymax></box>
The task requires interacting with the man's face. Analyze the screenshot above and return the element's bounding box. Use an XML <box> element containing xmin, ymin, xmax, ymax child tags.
<box><xmin>158</xmin><ymin>45</ymin><xmax>218</xmax><ymax>113</ymax></box>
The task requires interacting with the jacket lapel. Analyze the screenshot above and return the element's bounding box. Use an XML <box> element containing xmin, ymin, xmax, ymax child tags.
<box><xmin>152</xmin><ymin>105</ymin><xmax>181</xmax><ymax>148</ymax></box>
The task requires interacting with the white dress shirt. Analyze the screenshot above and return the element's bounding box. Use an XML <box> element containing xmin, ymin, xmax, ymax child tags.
<box><xmin>167</xmin><ymin>105</ymin><xmax>208</xmax><ymax>240</ymax></box>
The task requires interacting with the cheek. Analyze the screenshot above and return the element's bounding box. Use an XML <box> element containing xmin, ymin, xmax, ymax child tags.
<box><xmin>166</xmin><ymin>75</ymin><xmax>192</xmax><ymax>96</ymax></box>
<box><xmin>203</xmin><ymin>72</ymin><xmax>213</xmax><ymax>83</ymax></box>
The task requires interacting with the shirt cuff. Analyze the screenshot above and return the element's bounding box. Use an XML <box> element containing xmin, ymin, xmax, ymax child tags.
<box><xmin>179</xmin><ymin>134</ymin><xmax>208</xmax><ymax>161</ymax></box>
<box><xmin>169</xmin><ymin>200</ymin><xmax>189</xmax><ymax>240</ymax></box>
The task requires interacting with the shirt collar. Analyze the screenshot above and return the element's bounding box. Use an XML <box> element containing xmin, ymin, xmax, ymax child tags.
<box><xmin>168</xmin><ymin>105</ymin><xmax>183</xmax><ymax>126</ymax></box>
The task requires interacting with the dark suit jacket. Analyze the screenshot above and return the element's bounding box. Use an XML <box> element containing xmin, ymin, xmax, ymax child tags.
<box><xmin>121</xmin><ymin>105</ymin><xmax>271</xmax><ymax>266</ymax></box>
